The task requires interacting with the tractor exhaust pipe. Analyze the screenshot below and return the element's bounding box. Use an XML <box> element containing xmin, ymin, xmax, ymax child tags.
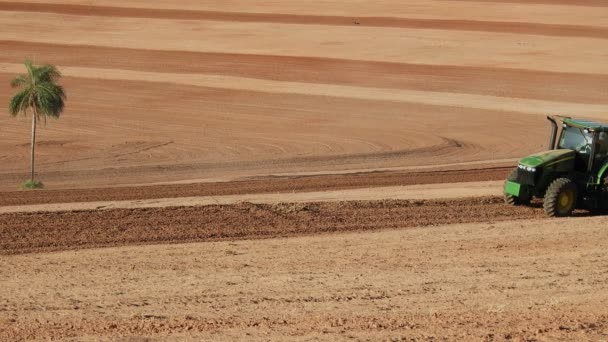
<box><xmin>547</xmin><ymin>116</ymin><xmax>558</xmax><ymax>150</ymax></box>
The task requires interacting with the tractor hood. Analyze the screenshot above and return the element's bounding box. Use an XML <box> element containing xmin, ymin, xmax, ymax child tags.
<box><xmin>518</xmin><ymin>149</ymin><xmax>575</xmax><ymax>168</ymax></box>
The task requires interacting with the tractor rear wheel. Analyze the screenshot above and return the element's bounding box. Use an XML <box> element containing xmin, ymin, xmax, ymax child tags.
<box><xmin>504</xmin><ymin>168</ymin><xmax>530</xmax><ymax>206</ymax></box>
<box><xmin>543</xmin><ymin>178</ymin><xmax>577</xmax><ymax>217</ymax></box>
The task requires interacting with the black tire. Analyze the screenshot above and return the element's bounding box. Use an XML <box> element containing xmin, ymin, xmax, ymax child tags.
<box><xmin>504</xmin><ymin>194</ymin><xmax>520</xmax><ymax>206</ymax></box>
<box><xmin>504</xmin><ymin>168</ymin><xmax>530</xmax><ymax>206</ymax></box>
<box><xmin>543</xmin><ymin>178</ymin><xmax>577</xmax><ymax>217</ymax></box>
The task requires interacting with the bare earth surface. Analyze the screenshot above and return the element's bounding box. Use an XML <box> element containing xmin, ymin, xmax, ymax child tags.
<box><xmin>0</xmin><ymin>181</ymin><xmax>504</xmax><ymax>214</ymax></box>
<box><xmin>1</xmin><ymin>195</ymin><xmax>545</xmax><ymax>255</ymax></box>
<box><xmin>1</xmin><ymin>0</ymin><xmax>607</xmax><ymax>190</ymax></box>
<box><xmin>2</xmin><ymin>217</ymin><xmax>607</xmax><ymax>341</ymax></box>
<box><xmin>0</xmin><ymin>166</ymin><xmax>511</xmax><ymax>206</ymax></box>
<box><xmin>2</xmin><ymin>1</ymin><xmax>608</xmax><ymax>340</ymax></box>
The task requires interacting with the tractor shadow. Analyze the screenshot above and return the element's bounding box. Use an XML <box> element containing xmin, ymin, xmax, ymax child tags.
<box><xmin>574</xmin><ymin>209</ymin><xmax>608</xmax><ymax>217</ymax></box>
<box><xmin>527</xmin><ymin>199</ymin><xmax>608</xmax><ymax>217</ymax></box>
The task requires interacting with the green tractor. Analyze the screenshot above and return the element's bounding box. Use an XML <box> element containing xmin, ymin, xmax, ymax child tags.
<box><xmin>504</xmin><ymin>116</ymin><xmax>608</xmax><ymax>217</ymax></box>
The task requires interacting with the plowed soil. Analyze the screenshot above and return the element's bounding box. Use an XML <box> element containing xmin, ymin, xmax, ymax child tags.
<box><xmin>0</xmin><ymin>196</ymin><xmax>547</xmax><ymax>255</ymax></box>
<box><xmin>0</xmin><ymin>167</ymin><xmax>510</xmax><ymax>206</ymax></box>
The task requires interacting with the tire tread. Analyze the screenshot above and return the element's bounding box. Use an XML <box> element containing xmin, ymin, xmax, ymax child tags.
<box><xmin>543</xmin><ymin>178</ymin><xmax>577</xmax><ymax>217</ymax></box>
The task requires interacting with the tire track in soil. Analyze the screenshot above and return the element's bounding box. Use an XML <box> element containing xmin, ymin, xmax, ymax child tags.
<box><xmin>0</xmin><ymin>167</ymin><xmax>511</xmax><ymax>206</ymax></box>
<box><xmin>0</xmin><ymin>196</ymin><xmax>547</xmax><ymax>255</ymax></box>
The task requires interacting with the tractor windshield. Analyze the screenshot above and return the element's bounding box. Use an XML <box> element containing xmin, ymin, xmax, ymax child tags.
<box><xmin>558</xmin><ymin>125</ymin><xmax>593</xmax><ymax>152</ymax></box>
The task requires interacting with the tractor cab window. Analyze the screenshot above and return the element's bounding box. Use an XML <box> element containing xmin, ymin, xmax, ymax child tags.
<box><xmin>595</xmin><ymin>132</ymin><xmax>608</xmax><ymax>167</ymax></box>
<box><xmin>596</xmin><ymin>132</ymin><xmax>608</xmax><ymax>155</ymax></box>
<box><xmin>558</xmin><ymin>125</ymin><xmax>593</xmax><ymax>153</ymax></box>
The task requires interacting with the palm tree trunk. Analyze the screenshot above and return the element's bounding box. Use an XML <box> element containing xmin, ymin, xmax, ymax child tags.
<box><xmin>30</xmin><ymin>110</ymin><xmax>37</xmax><ymax>181</ymax></box>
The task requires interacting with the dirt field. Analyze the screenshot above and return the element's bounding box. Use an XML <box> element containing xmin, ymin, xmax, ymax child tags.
<box><xmin>1</xmin><ymin>0</ymin><xmax>607</xmax><ymax>189</ymax></box>
<box><xmin>0</xmin><ymin>167</ymin><xmax>510</xmax><ymax>206</ymax></box>
<box><xmin>0</xmin><ymin>195</ymin><xmax>542</xmax><ymax>255</ymax></box>
<box><xmin>2</xmin><ymin>1</ymin><xmax>608</xmax><ymax>340</ymax></box>
<box><xmin>2</xmin><ymin>217</ymin><xmax>607</xmax><ymax>341</ymax></box>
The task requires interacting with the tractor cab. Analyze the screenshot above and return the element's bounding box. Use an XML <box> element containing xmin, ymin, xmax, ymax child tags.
<box><xmin>504</xmin><ymin>116</ymin><xmax>608</xmax><ymax>217</ymax></box>
<box><xmin>554</xmin><ymin>119</ymin><xmax>608</xmax><ymax>174</ymax></box>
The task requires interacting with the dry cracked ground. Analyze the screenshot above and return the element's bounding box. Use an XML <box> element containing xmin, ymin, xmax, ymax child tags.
<box><xmin>1</xmin><ymin>0</ymin><xmax>608</xmax><ymax>340</ymax></box>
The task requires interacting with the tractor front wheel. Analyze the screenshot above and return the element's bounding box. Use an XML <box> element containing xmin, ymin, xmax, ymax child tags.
<box><xmin>543</xmin><ymin>178</ymin><xmax>577</xmax><ymax>217</ymax></box>
<box><xmin>505</xmin><ymin>193</ymin><xmax>528</xmax><ymax>206</ymax></box>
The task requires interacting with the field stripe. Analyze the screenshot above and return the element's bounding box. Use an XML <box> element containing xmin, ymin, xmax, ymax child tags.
<box><xmin>2</xmin><ymin>41</ymin><xmax>607</xmax><ymax>105</ymax></box>
<box><xmin>0</xmin><ymin>2</ymin><xmax>607</xmax><ymax>38</ymax></box>
<box><xmin>0</xmin><ymin>196</ymin><xmax>546</xmax><ymax>256</ymax></box>
<box><xmin>2</xmin><ymin>11</ymin><xmax>606</xmax><ymax>75</ymax></box>
<box><xmin>2</xmin><ymin>62</ymin><xmax>607</xmax><ymax>118</ymax></box>
<box><xmin>0</xmin><ymin>166</ymin><xmax>514</xmax><ymax>205</ymax></box>
<box><xmin>0</xmin><ymin>181</ymin><xmax>503</xmax><ymax>214</ymax></box>
<box><xmin>451</xmin><ymin>0</ymin><xmax>608</xmax><ymax>7</ymax></box>
<box><xmin>3</xmin><ymin>0</ymin><xmax>605</xmax><ymax>27</ymax></box>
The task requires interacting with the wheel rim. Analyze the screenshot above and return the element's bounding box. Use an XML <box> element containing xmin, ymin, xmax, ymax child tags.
<box><xmin>557</xmin><ymin>190</ymin><xmax>575</xmax><ymax>214</ymax></box>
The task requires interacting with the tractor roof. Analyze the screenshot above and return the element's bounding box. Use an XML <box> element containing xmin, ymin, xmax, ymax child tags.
<box><xmin>562</xmin><ymin>118</ymin><xmax>608</xmax><ymax>132</ymax></box>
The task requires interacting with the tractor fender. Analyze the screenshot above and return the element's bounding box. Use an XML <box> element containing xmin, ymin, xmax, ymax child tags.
<box><xmin>596</xmin><ymin>162</ymin><xmax>608</xmax><ymax>184</ymax></box>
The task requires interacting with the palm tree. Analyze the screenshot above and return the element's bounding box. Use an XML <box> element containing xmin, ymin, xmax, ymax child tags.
<box><xmin>9</xmin><ymin>60</ymin><xmax>66</xmax><ymax>188</ymax></box>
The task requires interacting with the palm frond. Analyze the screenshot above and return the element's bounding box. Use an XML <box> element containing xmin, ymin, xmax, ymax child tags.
<box><xmin>34</xmin><ymin>64</ymin><xmax>62</xmax><ymax>83</ymax></box>
<box><xmin>8</xmin><ymin>89</ymin><xmax>31</xmax><ymax>117</ymax></box>
<box><xmin>24</xmin><ymin>59</ymin><xmax>35</xmax><ymax>83</ymax></box>
<box><xmin>10</xmin><ymin>75</ymin><xmax>27</xmax><ymax>88</ymax></box>
<box><xmin>36</xmin><ymin>82</ymin><xmax>66</xmax><ymax>119</ymax></box>
<box><xmin>9</xmin><ymin>60</ymin><xmax>66</xmax><ymax>121</ymax></box>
